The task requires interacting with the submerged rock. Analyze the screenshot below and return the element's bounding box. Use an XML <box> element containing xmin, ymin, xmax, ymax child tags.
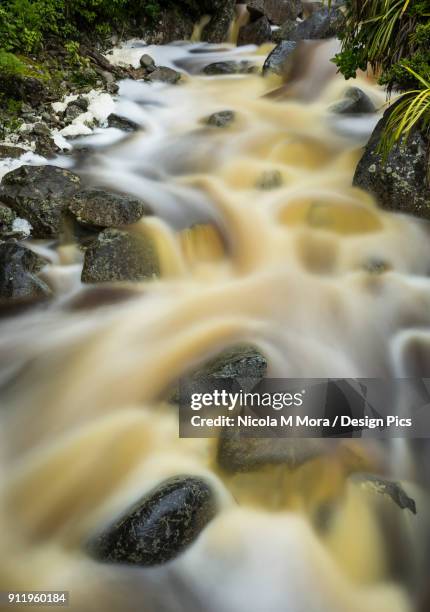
<box><xmin>217</xmin><ymin>435</ymin><xmax>326</xmax><ymax>472</ymax></box>
<box><xmin>195</xmin><ymin>344</ymin><xmax>268</xmax><ymax>380</ymax></box>
<box><xmin>352</xmin><ymin>474</ymin><xmax>417</xmax><ymax>514</ymax></box>
<box><xmin>147</xmin><ymin>67</ymin><xmax>182</xmax><ymax>84</ymax></box>
<box><xmin>0</xmin><ymin>242</ymin><xmax>51</xmax><ymax>300</ymax></box>
<box><xmin>238</xmin><ymin>15</ymin><xmax>272</xmax><ymax>46</ymax></box>
<box><xmin>203</xmin><ymin>61</ymin><xmax>255</xmax><ymax>76</ymax></box>
<box><xmin>0</xmin><ymin>165</ymin><xmax>81</xmax><ymax>238</ymax></box>
<box><xmin>263</xmin><ymin>40</ymin><xmax>297</xmax><ymax>76</ymax></box>
<box><xmin>70</xmin><ymin>189</ymin><xmax>150</xmax><ymax>228</ymax></box>
<box><xmin>206</xmin><ymin>110</ymin><xmax>236</xmax><ymax>128</ymax></box>
<box><xmin>89</xmin><ymin>476</ymin><xmax>216</xmax><ymax>566</ymax></box>
<box><xmin>256</xmin><ymin>169</ymin><xmax>283</xmax><ymax>189</ymax></box>
<box><xmin>353</xmin><ymin>102</ymin><xmax>430</xmax><ymax>219</ymax></box>
<box><xmin>330</xmin><ymin>87</ymin><xmax>376</xmax><ymax>115</ymax></box>
<box><xmin>107</xmin><ymin>114</ymin><xmax>140</xmax><ymax>132</ymax></box>
<box><xmin>81</xmin><ymin>228</ymin><xmax>160</xmax><ymax>283</ymax></box>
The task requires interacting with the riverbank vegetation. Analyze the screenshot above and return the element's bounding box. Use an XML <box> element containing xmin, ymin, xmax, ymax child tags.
<box><xmin>333</xmin><ymin>0</ymin><xmax>430</xmax><ymax>150</ymax></box>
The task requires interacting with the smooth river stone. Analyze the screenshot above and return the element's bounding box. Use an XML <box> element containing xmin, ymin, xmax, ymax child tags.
<box><xmin>89</xmin><ymin>477</ymin><xmax>217</xmax><ymax>566</ymax></box>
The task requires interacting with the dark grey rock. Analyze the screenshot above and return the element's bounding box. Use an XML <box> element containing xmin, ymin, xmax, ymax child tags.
<box><xmin>74</xmin><ymin>96</ymin><xmax>89</xmax><ymax>111</ymax></box>
<box><xmin>203</xmin><ymin>0</ymin><xmax>236</xmax><ymax>43</ymax></box>
<box><xmin>352</xmin><ymin>474</ymin><xmax>417</xmax><ymax>514</ymax></box>
<box><xmin>139</xmin><ymin>54</ymin><xmax>156</xmax><ymax>71</ymax></box>
<box><xmin>64</xmin><ymin>104</ymin><xmax>83</xmax><ymax>123</ymax></box>
<box><xmin>353</xmin><ymin>102</ymin><xmax>430</xmax><ymax>219</ymax></box>
<box><xmin>203</xmin><ymin>60</ymin><xmax>256</xmax><ymax>76</ymax></box>
<box><xmin>32</xmin><ymin>122</ymin><xmax>50</xmax><ymax>137</ymax></box>
<box><xmin>0</xmin><ymin>145</ymin><xmax>26</xmax><ymax>159</ymax></box>
<box><xmin>0</xmin><ymin>165</ymin><xmax>81</xmax><ymax>238</ymax></box>
<box><xmin>256</xmin><ymin>169</ymin><xmax>283</xmax><ymax>189</ymax></box>
<box><xmin>0</xmin><ymin>204</ymin><xmax>17</xmax><ymax>236</ymax></box>
<box><xmin>206</xmin><ymin>110</ymin><xmax>235</xmax><ymax>128</ymax></box>
<box><xmin>263</xmin><ymin>40</ymin><xmax>297</xmax><ymax>76</ymax></box>
<box><xmin>81</xmin><ymin>228</ymin><xmax>160</xmax><ymax>284</ymax></box>
<box><xmin>107</xmin><ymin>113</ymin><xmax>140</xmax><ymax>132</ymax></box>
<box><xmin>247</xmin><ymin>0</ymin><xmax>302</xmax><ymax>24</ymax></box>
<box><xmin>238</xmin><ymin>15</ymin><xmax>272</xmax><ymax>46</ymax></box>
<box><xmin>89</xmin><ymin>476</ymin><xmax>216</xmax><ymax>566</ymax></box>
<box><xmin>330</xmin><ymin>87</ymin><xmax>376</xmax><ymax>115</ymax></box>
<box><xmin>292</xmin><ymin>6</ymin><xmax>344</xmax><ymax>40</ymax></box>
<box><xmin>218</xmin><ymin>435</ymin><xmax>327</xmax><ymax>472</ymax></box>
<box><xmin>69</xmin><ymin>189</ymin><xmax>150</xmax><ymax>228</ymax></box>
<box><xmin>106</xmin><ymin>82</ymin><xmax>120</xmax><ymax>95</ymax></box>
<box><xmin>147</xmin><ymin>67</ymin><xmax>182</xmax><ymax>84</ymax></box>
<box><xmin>0</xmin><ymin>75</ymin><xmax>47</xmax><ymax>104</ymax></box>
<box><xmin>0</xmin><ymin>242</ymin><xmax>51</xmax><ymax>300</ymax></box>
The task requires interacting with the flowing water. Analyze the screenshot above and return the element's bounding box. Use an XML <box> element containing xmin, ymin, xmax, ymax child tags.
<box><xmin>1</xmin><ymin>39</ymin><xmax>430</xmax><ymax>612</ymax></box>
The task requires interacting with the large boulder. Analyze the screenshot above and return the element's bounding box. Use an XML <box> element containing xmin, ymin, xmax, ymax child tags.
<box><xmin>238</xmin><ymin>15</ymin><xmax>272</xmax><ymax>46</ymax></box>
<box><xmin>69</xmin><ymin>189</ymin><xmax>150</xmax><ymax>228</ymax></box>
<box><xmin>0</xmin><ymin>242</ymin><xmax>51</xmax><ymax>300</ymax></box>
<box><xmin>329</xmin><ymin>87</ymin><xmax>376</xmax><ymax>115</ymax></box>
<box><xmin>263</xmin><ymin>40</ymin><xmax>298</xmax><ymax>76</ymax></box>
<box><xmin>0</xmin><ymin>165</ymin><xmax>81</xmax><ymax>238</ymax></box>
<box><xmin>293</xmin><ymin>6</ymin><xmax>344</xmax><ymax>39</ymax></box>
<box><xmin>89</xmin><ymin>477</ymin><xmax>216</xmax><ymax>566</ymax></box>
<box><xmin>247</xmin><ymin>0</ymin><xmax>302</xmax><ymax>24</ymax></box>
<box><xmin>353</xmin><ymin>103</ymin><xmax>430</xmax><ymax>219</ymax></box>
<box><xmin>81</xmin><ymin>228</ymin><xmax>160</xmax><ymax>284</ymax></box>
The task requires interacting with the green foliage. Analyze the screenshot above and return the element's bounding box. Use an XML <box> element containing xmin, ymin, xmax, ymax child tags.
<box><xmin>330</xmin><ymin>0</ymin><xmax>430</xmax><ymax>151</ymax></box>
<box><xmin>0</xmin><ymin>49</ymin><xmax>26</xmax><ymax>77</ymax></box>
<box><xmin>0</xmin><ymin>1</ymin><xmax>162</xmax><ymax>55</ymax></box>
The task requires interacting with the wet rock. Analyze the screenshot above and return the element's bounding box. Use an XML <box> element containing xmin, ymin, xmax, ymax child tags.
<box><xmin>238</xmin><ymin>15</ymin><xmax>272</xmax><ymax>46</ymax></box>
<box><xmin>106</xmin><ymin>82</ymin><xmax>120</xmax><ymax>95</ymax></box>
<box><xmin>0</xmin><ymin>242</ymin><xmax>51</xmax><ymax>300</ymax></box>
<box><xmin>330</xmin><ymin>87</ymin><xmax>376</xmax><ymax>115</ymax></box>
<box><xmin>74</xmin><ymin>96</ymin><xmax>89</xmax><ymax>111</ymax></box>
<box><xmin>0</xmin><ymin>204</ymin><xmax>17</xmax><ymax>237</ymax></box>
<box><xmin>196</xmin><ymin>344</ymin><xmax>268</xmax><ymax>380</ymax></box>
<box><xmin>139</xmin><ymin>54</ymin><xmax>156</xmax><ymax>71</ymax></box>
<box><xmin>263</xmin><ymin>40</ymin><xmax>297</xmax><ymax>76</ymax></box>
<box><xmin>107</xmin><ymin>113</ymin><xmax>140</xmax><ymax>132</ymax></box>
<box><xmin>69</xmin><ymin>189</ymin><xmax>150</xmax><ymax>228</ymax></box>
<box><xmin>256</xmin><ymin>169</ymin><xmax>283</xmax><ymax>189</ymax></box>
<box><xmin>353</xmin><ymin>102</ymin><xmax>430</xmax><ymax>219</ymax></box>
<box><xmin>89</xmin><ymin>476</ymin><xmax>216</xmax><ymax>566</ymax></box>
<box><xmin>247</xmin><ymin>0</ymin><xmax>302</xmax><ymax>24</ymax></box>
<box><xmin>206</xmin><ymin>110</ymin><xmax>235</xmax><ymax>128</ymax></box>
<box><xmin>147</xmin><ymin>67</ymin><xmax>182</xmax><ymax>85</ymax></box>
<box><xmin>203</xmin><ymin>60</ymin><xmax>255</xmax><ymax>76</ymax></box>
<box><xmin>32</xmin><ymin>122</ymin><xmax>50</xmax><ymax>138</ymax></box>
<box><xmin>81</xmin><ymin>228</ymin><xmax>160</xmax><ymax>284</ymax></box>
<box><xmin>0</xmin><ymin>74</ymin><xmax>47</xmax><ymax>104</ymax></box>
<box><xmin>203</xmin><ymin>0</ymin><xmax>236</xmax><ymax>43</ymax></box>
<box><xmin>0</xmin><ymin>165</ymin><xmax>81</xmax><ymax>238</ymax></box>
<box><xmin>218</xmin><ymin>435</ymin><xmax>326</xmax><ymax>472</ymax></box>
<box><xmin>292</xmin><ymin>6</ymin><xmax>344</xmax><ymax>40</ymax></box>
<box><xmin>0</xmin><ymin>145</ymin><xmax>26</xmax><ymax>159</ymax></box>
<box><xmin>64</xmin><ymin>103</ymin><xmax>83</xmax><ymax>122</ymax></box>
<box><xmin>352</xmin><ymin>474</ymin><xmax>417</xmax><ymax>514</ymax></box>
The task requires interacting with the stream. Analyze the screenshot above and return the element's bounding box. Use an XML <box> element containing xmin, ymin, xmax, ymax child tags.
<box><xmin>1</xmin><ymin>39</ymin><xmax>430</xmax><ymax>612</ymax></box>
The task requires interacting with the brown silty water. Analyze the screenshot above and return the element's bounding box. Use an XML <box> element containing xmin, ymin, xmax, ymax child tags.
<box><xmin>1</xmin><ymin>27</ymin><xmax>430</xmax><ymax>612</ymax></box>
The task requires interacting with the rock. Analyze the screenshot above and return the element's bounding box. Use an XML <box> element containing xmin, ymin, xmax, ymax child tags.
<box><xmin>69</xmin><ymin>189</ymin><xmax>150</xmax><ymax>228</ymax></box>
<box><xmin>0</xmin><ymin>145</ymin><xmax>26</xmax><ymax>159</ymax></box>
<box><xmin>218</xmin><ymin>435</ymin><xmax>327</xmax><ymax>472</ymax></box>
<box><xmin>64</xmin><ymin>104</ymin><xmax>83</xmax><ymax>123</ymax></box>
<box><xmin>31</xmin><ymin>122</ymin><xmax>50</xmax><ymax>137</ymax></box>
<box><xmin>0</xmin><ymin>242</ymin><xmax>51</xmax><ymax>300</ymax></box>
<box><xmin>0</xmin><ymin>165</ymin><xmax>81</xmax><ymax>238</ymax></box>
<box><xmin>238</xmin><ymin>15</ymin><xmax>272</xmax><ymax>46</ymax></box>
<box><xmin>74</xmin><ymin>96</ymin><xmax>89</xmax><ymax>111</ymax></box>
<box><xmin>206</xmin><ymin>110</ymin><xmax>235</xmax><ymax>128</ymax></box>
<box><xmin>203</xmin><ymin>61</ymin><xmax>256</xmax><ymax>75</ymax></box>
<box><xmin>81</xmin><ymin>228</ymin><xmax>160</xmax><ymax>283</ymax></box>
<box><xmin>263</xmin><ymin>40</ymin><xmax>298</xmax><ymax>76</ymax></box>
<box><xmin>33</xmin><ymin>135</ymin><xmax>59</xmax><ymax>159</ymax></box>
<box><xmin>247</xmin><ymin>0</ymin><xmax>302</xmax><ymax>24</ymax></box>
<box><xmin>139</xmin><ymin>54</ymin><xmax>156</xmax><ymax>71</ymax></box>
<box><xmin>89</xmin><ymin>476</ymin><xmax>216</xmax><ymax>566</ymax></box>
<box><xmin>329</xmin><ymin>87</ymin><xmax>376</xmax><ymax>115</ymax></box>
<box><xmin>351</xmin><ymin>474</ymin><xmax>417</xmax><ymax>514</ymax></box>
<box><xmin>147</xmin><ymin>67</ymin><xmax>182</xmax><ymax>84</ymax></box>
<box><xmin>106</xmin><ymin>82</ymin><xmax>120</xmax><ymax>95</ymax></box>
<box><xmin>0</xmin><ymin>204</ymin><xmax>17</xmax><ymax>236</ymax></box>
<box><xmin>203</xmin><ymin>0</ymin><xmax>236</xmax><ymax>43</ymax></box>
<box><xmin>292</xmin><ymin>6</ymin><xmax>344</xmax><ymax>40</ymax></box>
<box><xmin>195</xmin><ymin>344</ymin><xmax>268</xmax><ymax>380</ymax></box>
<box><xmin>256</xmin><ymin>169</ymin><xmax>283</xmax><ymax>189</ymax></box>
<box><xmin>353</xmin><ymin>102</ymin><xmax>430</xmax><ymax>219</ymax></box>
<box><xmin>107</xmin><ymin>113</ymin><xmax>140</xmax><ymax>132</ymax></box>
<box><xmin>0</xmin><ymin>74</ymin><xmax>47</xmax><ymax>104</ymax></box>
